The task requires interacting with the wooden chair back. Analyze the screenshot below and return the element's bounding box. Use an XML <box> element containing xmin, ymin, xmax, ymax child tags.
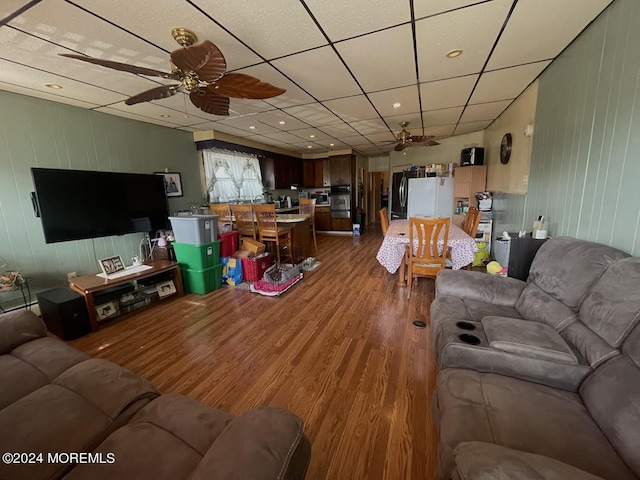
<box><xmin>209</xmin><ymin>203</ymin><xmax>232</xmax><ymax>223</ymax></box>
<box><xmin>408</xmin><ymin>217</ymin><xmax>450</xmax><ymax>277</ymax></box>
<box><xmin>253</xmin><ymin>204</ymin><xmax>278</xmax><ymax>232</ymax></box>
<box><xmin>379</xmin><ymin>207</ymin><xmax>389</xmax><ymax>236</ymax></box>
<box><xmin>231</xmin><ymin>204</ymin><xmax>256</xmax><ymax>240</ymax></box>
<box><xmin>463</xmin><ymin>207</ymin><xmax>482</xmax><ymax>238</ymax></box>
<box><xmin>298</xmin><ymin>198</ymin><xmax>316</xmax><ymax>219</ymax></box>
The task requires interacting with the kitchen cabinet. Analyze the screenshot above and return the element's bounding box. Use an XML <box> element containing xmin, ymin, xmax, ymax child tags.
<box><xmin>303</xmin><ymin>160</ymin><xmax>315</xmax><ymax>187</ymax></box>
<box><xmin>315</xmin><ymin>206</ymin><xmax>331</xmax><ymax>231</ymax></box>
<box><xmin>260</xmin><ymin>157</ymin><xmax>302</xmax><ymax>189</ymax></box>
<box><xmin>330</xmin><ymin>155</ymin><xmax>351</xmax><ymax>186</ymax></box>
<box><xmin>332</xmin><ymin>217</ymin><xmax>352</xmax><ymax>231</ymax></box>
<box><xmin>314</xmin><ymin>159</ymin><xmax>325</xmax><ymax>188</ymax></box>
<box><xmin>453</xmin><ymin>165</ymin><xmax>486</xmax><ymax>229</ymax></box>
<box><xmin>322</xmin><ymin>159</ymin><xmax>331</xmax><ymax>187</ymax></box>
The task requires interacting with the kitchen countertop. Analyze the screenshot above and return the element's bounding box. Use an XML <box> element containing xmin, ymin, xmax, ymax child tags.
<box><xmin>275</xmin><ymin>207</ymin><xmax>299</xmax><ymax>213</ymax></box>
<box><xmin>276</xmin><ymin>213</ymin><xmax>311</xmax><ymax>223</ymax></box>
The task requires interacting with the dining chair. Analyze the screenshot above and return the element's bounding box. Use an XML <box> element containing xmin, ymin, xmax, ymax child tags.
<box><xmin>253</xmin><ymin>204</ymin><xmax>293</xmax><ymax>264</ymax></box>
<box><xmin>298</xmin><ymin>198</ymin><xmax>318</xmax><ymax>257</ymax></box>
<box><xmin>209</xmin><ymin>203</ymin><xmax>233</xmax><ymax>229</ymax></box>
<box><xmin>407</xmin><ymin>217</ymin><xmax>450</xmax><ymax>299</ymax></box>
<box><xmin>462</xmin><ymin>207</ymin><xmax>482</xmax><ymax>239</ymax></box>
<box><xmin>231</xmin><ymin>204</ymin><xmax>257</xmax><ymax>240</ymax></box>
<box><xmin>379</xmin><ymin>207</ymin><xmax>389</xmax><ymax>236</ymax></box>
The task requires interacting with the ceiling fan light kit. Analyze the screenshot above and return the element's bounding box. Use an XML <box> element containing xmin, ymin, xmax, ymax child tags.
<box><xmin>58</xmin><ymin>27</ymin><xmax>286</xmax><ymax>117</ymax></box>
<box><xmin>391</xmin><ymin>121</ymin><xmax>440</xmax><ymax>151</ymax></box>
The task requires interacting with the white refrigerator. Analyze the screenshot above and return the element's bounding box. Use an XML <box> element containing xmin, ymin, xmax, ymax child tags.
<box><xmin>407</xmin><ymin>177</ymin><xmax>454</xmax><ymax>219</ymax></box>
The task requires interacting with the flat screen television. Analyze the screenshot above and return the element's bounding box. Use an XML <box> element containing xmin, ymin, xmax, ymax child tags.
<box><xmin>31</xmin><ymin>167</ymin><xmax>170</xmax><ymax>244</ymax></box>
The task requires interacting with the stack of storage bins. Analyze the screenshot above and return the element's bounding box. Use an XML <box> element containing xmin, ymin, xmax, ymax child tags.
<box><xmin>168</xmin><ymin>215</ymin><xmax>222</xmax><ymax>294</ymax></box>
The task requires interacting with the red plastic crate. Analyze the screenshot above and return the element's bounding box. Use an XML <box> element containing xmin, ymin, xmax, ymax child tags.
<box><xmin>218</xmin><ymin>231</ymin><xmax>239</xmax><ymax>257</ymax></box>
<box><xmin>240</xmin><ymin>252</ymin><xmax>273</xmax><ymax>282</ymax></box>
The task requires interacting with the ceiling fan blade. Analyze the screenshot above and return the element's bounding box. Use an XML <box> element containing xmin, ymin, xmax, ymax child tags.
<box><xmin>58</xmin><ymin>53</ymin><xmax>176</xmax><ymax>79</ymax></box>
<box><xmin>190</xmin><ymin>88</ymin><xmax>230</xmax><ymax>116</ymax></box>
<box><xmin>214</xmin><ymin>73</ymin><xmax>286</xmax><ymax>99</ymax></box>
<box><xmin>125</xmin><ymin>85</ymin><xmax>180</xmax><ymax>106</ymax></box>
<box><xmin>171</xmin><ymin>40</ymin><xmax>226</xmax><ymax>83</ymax></box>
<box><xmin>410</xmin><ymin>135</ymin><xmax>440</xmax><ymax>146</ymax></box>
<box><xmin>394</xmin><ymin>142</ymin><xmax>409</xmax><ymax>152</ymax></box>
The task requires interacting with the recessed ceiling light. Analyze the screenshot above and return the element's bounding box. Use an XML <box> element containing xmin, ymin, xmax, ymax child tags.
<box><xmin>446</xmin><ymin>49</ymin><xmax>463</xmax><ymax>58</ymax></box>
<box><xmin>159</xmin><ymin>114</ymin><xmax>171</xmax><ymax>118</ymax></box>
<box><xmin>392</xmin><ymin>102</ymin><xmax>402</xmax><ymax>108</ymax></box>
<box><xmin>279</xmin><ymin>121</ymin><xmax>286</xmax><ymax>125</ymax></box>
<box><xmin>309</xmin><ymin>134</ymin><xmax>315</xmax><ymax>138</ymax></box>
<box><xmin>329</xmin><ymin>143</ymin><xmax>335</xmax><ymax>147</ymax></box>
<box><xmin>249</xmin><ymin>125</ymin><xmax>256</xmax><ymax>129</ymax></box>
<box><xmin>307</xmin><ymin>146</ymin><xmax>312</xmax><ymax>149</ymax></box>
<box><xmin>44</xmin><ymin>83</ymin><xmax>63</xmax><ymax>89</ymax></box>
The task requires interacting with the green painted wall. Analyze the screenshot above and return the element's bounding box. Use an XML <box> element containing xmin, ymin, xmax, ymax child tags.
<box><xmin>0</xmin><ymin>90</ymin><xmax>200</xmax><ymax>308</ymax></box>
<box><xmin>495</xmin><ymin>0</ymin><xmax>640</xmax><ymax>256</ymax></box>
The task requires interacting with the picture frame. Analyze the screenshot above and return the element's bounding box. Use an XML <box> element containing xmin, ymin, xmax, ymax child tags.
<box><xmin>96</xmin><ymin>301</ymin><xmax>118</xmax><ymax>321</ymax></box>
<box><xmin>155</xmin><ymin>172</ymin><xmax>183</xmax><ymax>197</ymax></box>
<box><xmin>98</xmin><ymin>255</ymin><xmax>125</xmax><ymax>276</ymax></box>
<box><xmin>156</xmin><ymin>280</ymin><xmax>176</xmax><ymax>298</ymax></box>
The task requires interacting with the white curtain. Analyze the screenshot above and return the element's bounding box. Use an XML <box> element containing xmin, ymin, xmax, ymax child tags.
<box><xmin>203</xmin><ymin>148</ymin><xmax>264</xmax><ymax>203</ymax></box>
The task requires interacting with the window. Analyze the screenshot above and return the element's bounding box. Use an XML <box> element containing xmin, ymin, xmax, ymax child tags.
<box><xmin>203</xmin><ymin>148</ymin><xmax>264</xmax><ymax>203</ymax></box>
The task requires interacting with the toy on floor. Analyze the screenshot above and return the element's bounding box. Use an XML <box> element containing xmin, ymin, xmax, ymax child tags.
<box><xmin>486</xmin><ymin>260</ymin><xmax>508</xmax><ymax>276</ymax></box>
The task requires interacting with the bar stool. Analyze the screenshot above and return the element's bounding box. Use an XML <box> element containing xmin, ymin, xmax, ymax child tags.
<box><xmin>231</xmin><ymin>204</ymin><xmax>257</xmax><ymax>240</ymax></box>
<box><xmin>298</xmin><ymin>198</ymin><xmax>318</xmax><ymax>257</ymax></box>
<box><xmin>253</xmin><ymin>204</ymin><xmax>293</xmax><ymax>264</ymax></box>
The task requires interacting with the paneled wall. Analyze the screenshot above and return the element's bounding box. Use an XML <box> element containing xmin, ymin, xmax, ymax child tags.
<box><xmin>0</xmin><ymin>90</ymin><xmax>200</xmax><ymax>308</ymax></box>
<box><xmin>496</xmin><ymin>0</ymin><xmax>640</xmax><ymax>255</ymax></box>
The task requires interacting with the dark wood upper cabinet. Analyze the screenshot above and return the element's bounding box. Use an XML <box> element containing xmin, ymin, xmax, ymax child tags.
<box><xmin>302</xmin><ymin>160</ymin><xmax>315</xmax><ymax>188</ymax></box>
<box><xmin>260</xmin><ymin>157</ymin><xmax>302</xmax><ymax>189</ymax></box>
<box><xmin>322</xmin><ymin>158</ymin><xmax>331</xmax><ymax>187</ymax></box>
<box><xmin>330</xmin><ymin>155</ymin><xmax>352</xmax><ymax>186</ymax></box>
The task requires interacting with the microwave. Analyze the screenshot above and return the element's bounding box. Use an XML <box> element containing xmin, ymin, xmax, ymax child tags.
<box><xmin>311</xmin><ymin>193</ymin><xmax>329</xmax><ymax>204</ymax></box>
<box><xmin>299</xmin><ymin>191</ymin><xmax>309</xmax><ymax>199</ymax></box>
<box><xmin>461</xmin><ymin>147</ymin><xmax>485</xmax><ymax>166</ymax></box>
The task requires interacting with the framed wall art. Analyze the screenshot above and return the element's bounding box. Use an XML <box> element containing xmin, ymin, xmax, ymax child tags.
<box><xmin>155</xmin><ymin>172</ymin><xmax>183</xmax><ymax>197</ymax></box>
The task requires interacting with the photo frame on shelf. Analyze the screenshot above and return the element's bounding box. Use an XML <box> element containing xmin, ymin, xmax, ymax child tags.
<box><xmin>96</xmin><ymin>301</ymin><xmax>117</xmax><ymax>321</ymax></box>
<box><xmin>156</xmin><ymin>280</ymin><xmax>176</xmax><ymax>298</ymax></box>
<box><xmin>98</xmin><ymin>255</ymin><xmax>125</xmax><ymax>276</ymax></box>
<box><xmin>155</xmin><ymin>172</ymin><xmax>183</xmax><ymax>197</ymax></box>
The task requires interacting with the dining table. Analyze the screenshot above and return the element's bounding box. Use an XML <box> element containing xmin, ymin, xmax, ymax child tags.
<box><xmin>376</xmin><ymin>219</ymin><xmax>478</xmax><ymax>284</ymax></box>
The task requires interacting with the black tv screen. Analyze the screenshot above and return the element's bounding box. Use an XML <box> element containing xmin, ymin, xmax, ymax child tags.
<box><xmin>31</xmin><ymin>168</ymin><xmax>170</xmax><ymax>244</ymax></box>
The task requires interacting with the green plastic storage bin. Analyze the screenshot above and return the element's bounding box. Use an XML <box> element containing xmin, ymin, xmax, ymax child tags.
<box><xmin>181</xmin><ymin>264</ymin><xmax>223</xmax><ymax>295</ymax></box>
<box><xmin>173</xmin><ymin>241</ymin><xmax>221</xmax><ymax>270</ymax></box>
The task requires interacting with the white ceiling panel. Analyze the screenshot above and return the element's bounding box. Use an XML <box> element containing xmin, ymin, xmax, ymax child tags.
<box><xmin>420</xmin><ymin>74</ymin><xmax>478</xmax><ymax>111</ymax></box>
<box><xmin>349</xmin><ymin>118</ymin><xmax>390</xmax><ymax>135</ymax></box>
<box><xmin>314</xmin><ymin>138</ymin><xmax>349</xmax><ymax>148</ymax></box>
<box><xmin>304</xmin><ymin>0</ymin><xmax>410</xmax><ymax>42</ymax></box>
<box><xmin>384</xmin><ymin>113</ymin><xmax>423</xmax><ymax>131</ymax></box>
<box><xmin>322</xmin><ymin>95</ymin><xmax>379</xmax><ymax>122</ymax></box>
<box><xmin>215</xmin><ymin>116</ymin><xmax>280</xmax><ymax>134</ymax></box>
<box><xmin>248</xmin><ymin>111</ymin><xmax>310</xmax><ymax>131</ymax></box>
<box><xmin>470</xmin><ymin>61</ymin><xmax>550</xmax><ymax>104</ymax></box>
<box><xmin>336</xmin><ymin>24</ymin><xmax>415</xmax><ymax>92</ymax></box>
<box><xmin>194</xmin><ymin>121</ymin><xmax>253</xmax><ymax>138</ymax></box>
<box><xmin>368</xmin><ymin>85</ymin><xmax>420</xmax><ymax>118</ymax></box>
<box><xmin>272</xmin><ymin>46</ymin><xmax>361</xmax><ymax>101</ymax></box>
<box><xmin>0</xmin><ymin>80</ymin><xmax>98</xmax><ymax>108</ymax></box>
<box><xmin>227</xmin><ymin>98</ymin><xmax>277</xmax><ymax>117</ymax></box>
<box><xmin>237</xmin><ymin>63</ymin><xmax>314</xmax><ymax>108</ymax></box>
<box><xmin>94</xmin><ymin>106</ymin><xmax>182</xmax><ymax>128</ymax></box>
<box><xmin>416</xmin><ymin>0</ymin><xmax>512</xmax><ymax>82</ymax></box>
<box><xmin>423</xmin><ymin>106</ymin><xmax>465</xmax><ymax>127</ymax></box>
<box><xmin>261</xmin><ymin>131</ymin><xmax>311</xmax><ymax>144</ymax></box>
<box><xmin>414</xmin><ymin>1</ymin><xmax>490</xmax><ymax>19</ymax></box>
<box><xmin>105</xmin><ymin>100</ymin><xmax>207</xmax><ymax>127</ymax></box>
<box><xmin>283</xmin><ymin>103</ymin><xmax>341</xmax><ymax>126</ymax></box>
<box><xmin>291</xmin><ymin>142</ymin><xmax>325</xmax><ymax>151</ymax></box>
<box><xmin>460</xmin><ymin>100</ymin><xmax>512</xmax><ymax>123</ymax></box>
<box><xmin>245</xmin><ymin>134</ymin><xmax>287</xmax><ymax>147</ymax></box>
<box><xmin>367</xmin><ymin>132</ymin><xmax>397</xmax><ymax>143</ymax></box>
<box><xmin>487</xmin><ymin>0</ymin><xmax>615</xmax><ymax>70</ymax></box>
<box><xmin>425</xmin><ymin>124</ymin><xmax>457</xmax><ymax>137</ymax></box>
<box><xmin>149</xmin><ymin>92</ymin><xmax>217</xmax><ymax>122</ymax></box>
<box><xmin>1</xmin><ymin>1</ymin><xmax>33</xmax><ymax>18</ymax></box>
<box><xmin>454</xmin><ymin>120</ymin><xmax>492</xmax><ymax>135</ymax></box>
<box><xmin>71</xmin><ymin>0</ymin><xmax>262</xmax><ymax>71</ymax></box>
<box><xmin>190</xmin><ymin>0</ymin><xmax>327</xmax><ymax>59</ymax></box>
<box><xmin>317</xmin><ymin>123</ymin><xmax>359</xmax><ymax>137</ymax></box>
<box><xmin>289</xmin><ymin>128</ymin><xmax>334</xmax><ymax>142</ymax></box>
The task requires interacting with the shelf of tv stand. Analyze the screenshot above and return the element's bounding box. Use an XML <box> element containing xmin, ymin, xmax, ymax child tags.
<box><xmin>68</xmin><ymin>260</ymin><xmax>183</xmax><ymax>331</ymax></box>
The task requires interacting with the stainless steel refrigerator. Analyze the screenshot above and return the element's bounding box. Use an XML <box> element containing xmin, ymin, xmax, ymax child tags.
<box><xmin>390</xmin><ymin>170</ymin><xmax>417</xmax><ymax>220</ymax></box>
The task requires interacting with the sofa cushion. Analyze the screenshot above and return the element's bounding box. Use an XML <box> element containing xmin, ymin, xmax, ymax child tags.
<box><xmin>527</xmin><ymin>237</ymin><xmax>629</xmax><ymax>309</ymax></box>
<box><xmin>482</xmin><ymin>316</ymin><xmax>578</xmax><ymax>365</ymax></box>
<box><xmin>560</xmin><ymin>322</ymin><xmax>620</xmax><ymax>368</ymax></box>
<box><xmin>431</xmin><ymin>295</ymin><xmax>521</xmax><ymax>325</ymax></box>
<box><xmin>515</xmin><ymin>283</ymin><xmax>578</xmax><ymax>330</ymax></box>
<box><xmin>579</xmin><ymin>257</ymin><xmax>640</xmax><ymax>347</ymax></box>
<box><xmin>12</xmin><ymin>336</ymin><xmax>89</xmax><ymax>380</ymax></box>
<box><xmin>436</xmin><ymin>269</ymin><xmax>526</xmax><ymax>307</ymax></box>
<box><xmin>0</xmin><ymin>309</ymin><xmax>46</xmax><ymax>354</ymax></box>
<box><xmin>0</xmin><ymin>354</ymin><xmax>49</xmax><ymax>410</ymax></box>
<box><xmin>435</xmin><ymin>368</ymin><xmax>636</xmax><ymax>480</ymax></box>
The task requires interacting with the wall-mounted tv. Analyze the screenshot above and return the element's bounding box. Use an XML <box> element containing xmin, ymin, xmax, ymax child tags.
<box><xmin>31</xmin><ymin>168</ymin><xmax>170</xmax><ymax>244</ymax></box>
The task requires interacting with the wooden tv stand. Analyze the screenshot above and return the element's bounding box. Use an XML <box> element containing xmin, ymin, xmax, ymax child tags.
<box><xmin>69</xmin><ymin>260</ymin><xmax>183</xmax><ymax>331</ymax></box>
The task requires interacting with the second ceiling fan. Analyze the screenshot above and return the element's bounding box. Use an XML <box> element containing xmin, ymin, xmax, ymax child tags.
<box><xmin>392</xmin><ymin>121</ymin><xmax>440</xmax><ymax>151</ymax></box>
<box><xmin>59</xmin><ymin>28</ymin><xmax>286</xmax><ymax>116</ymax></box>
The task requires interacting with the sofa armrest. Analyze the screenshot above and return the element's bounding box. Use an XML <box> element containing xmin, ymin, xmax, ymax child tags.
<box><xmin>436</xmin><ymin>270</ymin><xmax>526</xmax><ymax>307</ymax></box>
<box><xmin>452</xmin><ymin>441</ymin><xmax>605</xmax><ymax>480</ymax></box>
<box><xmin>189</xmin><ymin>406</ymin><xmax>311</xmax><ymax>480</ymax></box>
<box><xmin>0</xmin><ymin>310</ymin><xmax>47</xmax><ymax>354</ymax></box>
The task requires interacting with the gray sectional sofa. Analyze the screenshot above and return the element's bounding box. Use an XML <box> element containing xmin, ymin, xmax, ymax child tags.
<box><xmin>430</xmin><ymin>236</ymin><xmax>640</xmax><ymax>480</ymax></box>
<box><xmin>0</xmin><ymin>309</ymin><xmax>311</xmax><ymax>480</ymax></box>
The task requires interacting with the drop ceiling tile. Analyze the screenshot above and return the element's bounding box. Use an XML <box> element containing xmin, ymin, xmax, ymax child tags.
<box><xmin>291</xmin><ymin>142</ymin><xmax>325</xmax><ymax>151</ymax></box>
<box><xmin>202</xmin><ymin>121</ymin><xmax>254</xmax><ymax>138</ymax></box>
<box><xmin>236</xmin><ymin>63</ymin><xmax>314</xmax><ymax>108</ymax></box>
<box><xmin>336</xmin><ymin>24</ymin><xmax>414</xmax><ymax>92</ymax></box>
<box><xmin>368</xmin><ymin>85</ymin><xmax>420</xmax><ymax>118</ymax></box>
<box><xmin>149</xmin><ymin>92</ymin><xmax>217</xmax><ymax>122</ymax></box>
<box><xmin>425</xmin><ymin>124</ymin><xmax>456</xmax><ymax>137</ymax></box>
<box><xmin>470</xmin><ymin>61</ymin><xmax>550</xmax><ymax>104</ymax></box>
<box><xmin>105</xmin><ymin>101</ymin><xmax>205</xmax><ymax>126</ymax></box>
<box><xmin>216</xmin><ymin>116</ymin><xmax>280</xmax><ymax>134</ymax></box>
<box><xmin>368</xmin><ymin>132</ymin><xmax>397</xmax><ymax>143</ymax></box>
<box><xmin>283</xmin><ymin>103</ymin><xmax>341</xmax><ymax>126</ymax></box>
<box><xmin>248</xmin><ymin>111</ymin><xmax>309</xmax><ymax>131</ymax></box>
<box><xmin>304</xmin><ymin>0</ymin><xmax>410</xmax><ymax>42</ymax></box>
<box><xmin>414</xmin><ymin>0</ymin><xmax>490</xmax><ymax>19</ymax></box>
<box><xmin>314</xmin><ymin>139</ymin><xmax>348</xmax><ymax>148</ymax></box>
<box><xmin>71</xmin><ymin>1</ymin><xmax>262</xmax><ymax>70</ymax></box>
<box><xmin>415</xmin><ymin>0</ymin><xmax>512</xmax><ymax>82</ymax></box>
<box><xmin>1</xmin><ymin>1</ymin><xmax>34</xmax><ymax>18</ymax></box>
<box><xmin>228</xmin><ymin>98</ymin><xmax>277</xmax><ymax>117</ymax></box>
<box><xmin>487</xmin><ymin>0</ymin><xmax>614</xmax><ymax>70</ymax></box>
<box><xmin>349</xmin><ymin>118</ymin><xmax>390</xmax><ymax>135</ymax></box>
<box><xmin>422</xmin><ymin>107</ymin><xmax>464</xmax><ymax>127</ymax></box>
<box><xmin>317</xmin><ymin>123</ymin><xmax>358</xmax><ymax>137</ymax></box>
<box><xmin>0</xmin><ymin>80</ymin><xmax>98</xmax><ymax>108</ymax></box>
<box><xmin>454</xmin><ymin>120</ymin><xmax>492</xmax><ymax>135</ymax></box>
<box><xmin>261</xmin><ymin>131</ymin><xmax>309</xmax><ymax>143</ymax></box>
<box><xmin>272</xmin><ymin>46</ymin><xmax>361</xmax><ymax>101</ymax></box>
<box><xmin>0</xmin><ymin>58</ymin><xmax>127</xmax><ymax>105</ymax></box>
<box><xmin>383</xmin><ymin>113</ymin><xmax>423</xmax><ymax>131</ymax></box>
<box><xmin>322</xmin><ymin>95</ymin><xmax>379</xmax><ymax>122</ymax></box>
<box><xmin>190</xmin><ymin>0</ymin><xmax>327</xmax><ymax>59</ymax></box>
<box><xmin>419</xmin><ymin>74</ymin><xmax>477</xmax><ymax>111</ymax></box>
<box><xmin>289</xmin><ymin>128</ymin><xmax>333</xmax><ymax>141</ymax></box>
<box><xmin>245</xmin><ymin>134</ymin><xmax>288</xmax><ymax>148</ymax></box>
<box><xmin>341</xmin><ymin>135</ymin><xmax>374</xmax><ymax>147</ymax></box>
<box><xmin>94</xmin><ymin>106</ymin><xmax>182</xmax><ymax>128</ymax></box>
<box><xmin>460</xmin><ymin>100</ymin><xmax>512</xmax><ymax>123</ymax></box>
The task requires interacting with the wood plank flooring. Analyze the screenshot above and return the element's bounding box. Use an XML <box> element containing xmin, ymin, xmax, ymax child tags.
<box><xmin>70</xmin><ymin>227</ymin><xmax>439</xmax><ymax>480</ymax></box>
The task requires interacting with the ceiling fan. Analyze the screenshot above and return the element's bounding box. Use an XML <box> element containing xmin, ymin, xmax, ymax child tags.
<box><xmin>391</xmin><ymin>121</ymin><xmax>440</xmax><ymax>151</ymax></box>
<box><xmin>58</xmin><ymin>28</ymin><xmax>286</xmax><ymax>116</ymax></box>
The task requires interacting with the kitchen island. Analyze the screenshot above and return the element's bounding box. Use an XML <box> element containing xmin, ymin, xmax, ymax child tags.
<box><xmin>276</xmin><ymin>213</ymin><xmax>313</xmax><ymax>260</ymax></box>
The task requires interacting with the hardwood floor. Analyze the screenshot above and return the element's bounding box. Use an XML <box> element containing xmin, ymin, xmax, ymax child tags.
<box><xmin>71</xmin><ymin>227</ymin><xmax>439</xmax><ymax>480</ymax></box>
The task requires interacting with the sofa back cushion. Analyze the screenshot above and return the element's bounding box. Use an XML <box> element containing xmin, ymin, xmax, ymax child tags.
<box><xmin>579</xmin><ymin>257</ymin><xmax>640</xmax><ymax>348</ymax></box>
<box><xmin>527</xmin><ymin>237</ymin><xmax>629</xmax><ymax>309</ymax></box>
<box><xmin>515</xmin><ymin>283</ymin><xmax>578</xmax><ymax>330</ymax></box>
<box><xmin>0</xmin><ymin>310</ymin><xmax>47</xmax><ymax>354</ymax></box>
<box><xmin>580</xmin><ymin>324</ymin><xmax>640</xmax><ymax>477</ymax></box>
